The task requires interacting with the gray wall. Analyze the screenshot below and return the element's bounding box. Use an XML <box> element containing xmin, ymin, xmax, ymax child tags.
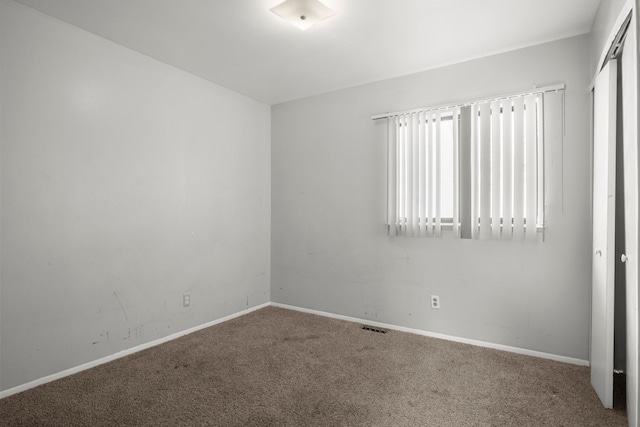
<box><xmin>0</xmin><ymin>1</ymin><xmax>271</xmax><ymax>391</ymax></box>
<box><xmin>272</xmin><ymin>35</ymin><xmax>592</xmax><ymax>360</ymax></box>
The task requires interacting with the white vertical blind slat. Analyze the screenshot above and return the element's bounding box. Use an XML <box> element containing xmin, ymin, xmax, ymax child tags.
<box><xmin>471</xmin><ymin>104</ymin><xmax>479</xmax><ymax>239</ymax></box>
<box><xmin>404</xmin><ymin>115</ymin><xmax>413</xmax><ymax>236</ymax></box>
<box><xmin>525</xmin><ymin>95</ymin><xmax>538</xmax><ymax>240</ymax></box>
<box><xmin>452</xmin><ymin>107</ymin><xmax>460</xmax><ymax>237</ymax></box>
<box><xmin>536</xmin><ymin>95</ymin><xmax>545</xmax><ymax>232</ymax></box>
<box><xmin>479</xmin><ymin>103</ymin><xmax>491</xmax><ymax>240</ymax></box>
<box><xmin>406</xmin><ymin>114</ymin><xmax>413</xmax><ymax>236</ymax></box>
<box><xmin>388</xmin><ymin>117</ymin><xmax>397</xmax><ymax>236</ymax></box>
<box><xmin>426</xmin><ymin>112</ymin><xmax>434</xmax><ymax>236</ymax></box>
<box><xmin>512</xmin><ymin>98</ymin><xmax>525</xmax><ymax>240</ymax></box>
<box><xmin>543</xmin><ymin>91</ymin><xmax>563</xmax><ymax>228</ymax></box>
<box><xmin>411</xmin><ymin>113</ymin><xmax>420</xmax><ymax>235</ymax></box>
<box><xmin>490</xmin><ymin>100</ymin><xmax>502</xmax><ymax>239</ymax></box>
<box><xmin>418</xmin><ymin>111</ymin><xmax>426</xmax><ymax>236</ymax></box>
<box><xmin>502</xmin><ymin>99</ymin><xmax>513</xmax><ymax>240</ymax></box>
<box><xmin>398</xmin><ymin>115</ymin><xmax>405</xmax><ymax>234</ymax></box>
<box><xmin>435</xmin><ymin>112</ymin><xmax>442</xmax><ymax>236</ymax></box>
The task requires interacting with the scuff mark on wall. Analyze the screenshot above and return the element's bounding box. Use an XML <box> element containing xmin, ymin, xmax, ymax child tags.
<box><xmin>113</xmin><ymin>291</ymin><xmax>129</xmax><ymax>322</ymax></box>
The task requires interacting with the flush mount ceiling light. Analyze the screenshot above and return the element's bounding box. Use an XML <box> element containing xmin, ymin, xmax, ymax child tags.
<box><xmin>270</xmin><ymin>0</ymin><xmax>336</xmax><ymax>31</ymax></box>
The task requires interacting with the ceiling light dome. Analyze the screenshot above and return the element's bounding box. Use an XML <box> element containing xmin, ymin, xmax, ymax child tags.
<box><xmin>270</xmin><ymin>0</ymin><xmax>336</xmax><ymax>31</ymax></box>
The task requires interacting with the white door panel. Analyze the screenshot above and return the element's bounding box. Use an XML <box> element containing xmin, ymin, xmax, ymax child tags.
<box><xmin>591</xmin><ymin>59</ymin><xmax>617</xmax><ymax>409</ymax></box>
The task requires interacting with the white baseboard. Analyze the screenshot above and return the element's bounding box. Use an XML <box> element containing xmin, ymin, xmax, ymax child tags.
<box><xmin>270</xmin><ymin>302</ymin><xmax>589</xmax><ymax>367</ymax></box>
<box><xmin>0</xmin><ymin>302</ymin><xmax>270</xmax><ymax>400</ymax></box>
<box><xmin>1</xmin><ymin>300</ymin><xmax>589</xmax><ymax>399</ymax></box>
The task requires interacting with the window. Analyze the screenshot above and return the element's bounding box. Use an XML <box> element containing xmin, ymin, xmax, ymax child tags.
<box><xmin>389</xmin><ymin>109</ymin><xmax>457</xmax><ymax>237</ymax></box>
<box><xmin>382</xmin><ymin>86</ymin><xmax>563</xmax><ymax>240</ymax></box>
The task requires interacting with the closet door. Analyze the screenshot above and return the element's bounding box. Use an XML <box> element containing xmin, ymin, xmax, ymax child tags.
<box><xmin>621</xmin><ymin>24</ymin><xmax>639</xmax><ymax>426</ymax></box>
<box><xmin>591</xmin><ymin>59</ymin><xmax>618</xmax><ymax>409</ymax></box>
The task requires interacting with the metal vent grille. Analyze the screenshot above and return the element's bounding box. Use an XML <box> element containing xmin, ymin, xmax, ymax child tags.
<box><xmin>361</xmin><ymin>325</ymin><xmax>388</xmax><ymax>334</ymax></box>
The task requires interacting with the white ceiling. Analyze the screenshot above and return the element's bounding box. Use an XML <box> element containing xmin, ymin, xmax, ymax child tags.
<box><xmin>14</xmin><ymin>0</ymin><xmax>602</xmax><ymax>105</ymax></box>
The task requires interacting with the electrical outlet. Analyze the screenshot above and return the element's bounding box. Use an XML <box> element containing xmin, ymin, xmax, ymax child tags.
<box><xmin>431</xmin><ymin>295</ymin><xmax>440</xmax><ymax>309</ymax></box>
<box><xmin>183</xmin><ymin>294</ymin><xmax>190</xmax><ymax>307</ymax></box>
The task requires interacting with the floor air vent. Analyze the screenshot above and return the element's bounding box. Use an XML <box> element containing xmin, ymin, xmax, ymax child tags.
<box><xmin>361</xmin><ymin>325</ymin><xmax>387</xmax><ymax>334</ymax></box>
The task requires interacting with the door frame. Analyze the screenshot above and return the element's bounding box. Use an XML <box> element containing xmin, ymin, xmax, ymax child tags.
<box><xmin>590</xmin><ymin>1</ymin><xmax>639</xmax><ymax>424</ymax></box>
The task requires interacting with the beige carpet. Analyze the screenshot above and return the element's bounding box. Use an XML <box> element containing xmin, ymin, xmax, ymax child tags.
<box><xmin>0</xmin><ymin>306</ymin><xmax>628</xmax><ymax>426</ymax></box>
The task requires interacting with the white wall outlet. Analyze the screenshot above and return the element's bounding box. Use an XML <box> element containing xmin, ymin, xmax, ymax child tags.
<box><xmin>431</xmin><ymin>295</ymin><xmax>440</xmax><ymax>309</ymax></box>
<box><xmin>183</xmin><ymin>294</ymin><xmax>190</xmax><ymax>307</ymax></box>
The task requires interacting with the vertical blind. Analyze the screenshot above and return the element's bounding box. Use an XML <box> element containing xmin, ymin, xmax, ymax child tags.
<box><xmin>387</xmin><ymin>109</ymin><xmax>458</xmax><ymax>237</ymax></box>
<box><xmin>381</xmin><ymin>85</ymin><xmax>564</xmax><ymax>240</ymax></box>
